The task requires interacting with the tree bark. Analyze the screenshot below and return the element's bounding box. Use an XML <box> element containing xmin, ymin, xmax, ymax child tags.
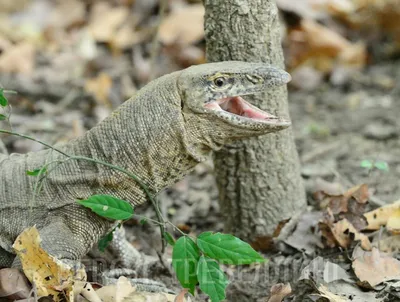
<box><xmin>204</xmin><ymin>0</ymin><xmax>306</xmax><ymax>240</ymax></box>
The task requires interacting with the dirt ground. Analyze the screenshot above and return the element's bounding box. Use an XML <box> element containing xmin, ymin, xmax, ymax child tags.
<box><xmin>1</xmin><ymin>59</ymin><xmax>399</xmax><ymax>301</ymax></box>
<box><xmin>1</xmin><ymin>1</ymin><xmax>400</xmax><ymax>300</ymax></box>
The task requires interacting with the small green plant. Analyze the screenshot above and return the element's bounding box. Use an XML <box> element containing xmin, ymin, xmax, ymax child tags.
<box><xmin>360</xmin><ymin>159</ymin><xmax>389</xmax><ymax>172</ymax></box>
<box><xmin>76</xmin><ymin>194</ymin><xmax>265</xmax><ymax>301</ymax></box>
<box><xmin>305</xmin><ymin>122</ymin><xmax>331</xmax><ymax>138</ymax></box>
<box><xmin>0</xmin><ymin>89</ymin><xmax>16</xmax><ymax>121</ymax></box>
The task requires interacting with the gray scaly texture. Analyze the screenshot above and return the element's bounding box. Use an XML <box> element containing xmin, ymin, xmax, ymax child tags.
<box><xmin>0</xmin><ymin>61</ymin><xmax>291</xmax><ymax>272</ymax></box>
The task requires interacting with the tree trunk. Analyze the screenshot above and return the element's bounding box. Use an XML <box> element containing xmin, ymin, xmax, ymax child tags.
<box><xmin>204</xmin><ymin>0</ymin><xmax>306</xmax><ymax>240</ymax></box>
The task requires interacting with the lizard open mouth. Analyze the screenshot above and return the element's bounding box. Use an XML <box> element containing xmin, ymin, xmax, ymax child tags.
<box><xmin>204</xmin><ymin>96</ymin><xmax>290</xmax><ymax>126</ymax></box>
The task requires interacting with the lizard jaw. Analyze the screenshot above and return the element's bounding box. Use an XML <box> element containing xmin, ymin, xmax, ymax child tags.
<box><xmin>204</xmin><ymin>96</ymin><xmax>291</xmax><ymax>129</ymax></box>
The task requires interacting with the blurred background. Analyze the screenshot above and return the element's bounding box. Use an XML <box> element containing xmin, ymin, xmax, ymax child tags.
<box><xmin>0</xmin><ymin>0</ymin><xmax>399</xmax><ymax>237</ymax></box>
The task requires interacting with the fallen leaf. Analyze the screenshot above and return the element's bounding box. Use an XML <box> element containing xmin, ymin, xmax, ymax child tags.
<box><xmin>84</xmin><ymin>73</ymin><xmax>113</xmax><ymax>108</ymax></box>
<box><xmin>286</xmin><ymin>19</ymin><xmax>366</xmax><ymax>71</ymax></box>
<box><xmin>364</xmin><ymin>199</ymin><xmax>400</xmax><ymax>230</ymax></box>
<box><xmin>319</xmin><ymin>209</ymin><xmax>371</xmax><ymax>250</ymax></box>
<box><xmin>159</xmin><ymin>4</ymin><xmax>204</xmax><ymax>45</ymax></box>
<box><xmin>268</xmin><ymin>283</ymin><xmax>292</xmax><ymax>302</ymax></box>
<box><xmin>111</xmin><ymin>23</ymin><xmax>139</xmax><ymax>52</ymax></box>
<box><xmin>316</xmin><ymin>184</ymin><xmax>369</xmax><ymax>231</ymax></box>
<box><xmin>387</xmin><ymin>208</ymin><xmax>400</xmax><ymax>234</ymax></box>
<box><xmin>89</xmin><ymin>2</ymin><xmax>130</xmax><ymax>43</ymax></box>
<box><xmin>0</xmin><ymin>41</ymin><xmax>35</xmax><ymax>75</ymax></box>
<box><xmin>49</xmin><ymin>0</ymin><xmax>86</xmax><ymax>29</ymax></box>
<box><xmin>0</xmin><ymin>268</ymin><xmax>31</xmax><ymax>300</ymax></box>
<box><xmin>280</xmin><ymin>212</ymin><xmax>324</xmax><ymax>255</ymax></box>
<box><xmin>316</xmin><ymin>284</ymin><xmax>348</xmax><ymax>302</ymax></box>
<box><xmin>299</xmin><ymin>257</ymin><xmax>382</xmax><ymax>301</ymax></box>
<box><xmin>352</xmin><ymin>246</ymin><xmax>400</xmax><ymax>288</ymax></box>
<box><xmin>371</xmin><ymin>231</ymin><xmax>400</xmax><ymax>253</ymax></box>
<box><xmin>12</xmin><ymin>226</ymin><xmax>86</xmax><ymax>300</ymax></box>
<box><xmin>330</xmin><ymin>218</ymin><xmax>371</xmax><ymax>250</ymax></box>
<box><xmin>175</xmin><ymin>288</ymin><xmax>189</xmax><ymax>302</ymax></box>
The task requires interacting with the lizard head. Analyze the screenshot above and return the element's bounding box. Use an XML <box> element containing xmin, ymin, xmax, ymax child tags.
<box><xmin>177</xmin><ymin>61</ymin><xmax>291</xmax><ymax>138</ymax></box>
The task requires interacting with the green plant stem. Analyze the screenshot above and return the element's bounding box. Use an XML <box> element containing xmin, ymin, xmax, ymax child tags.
<box><xmin>2</xmin><ymin>90</ymin><xmax>17</xmax><ymax>95</ymax></box>
<box><xmin>134</xmin><ymin>214</ymin><xmax>187</xmax><ymax>237</ymax></box>
<box><xmin>0</xmin><ymin>129</ymin><xmax>69</xmax><ymax>157</ymax></box>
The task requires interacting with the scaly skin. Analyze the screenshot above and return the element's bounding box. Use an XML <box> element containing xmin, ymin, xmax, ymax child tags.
<box><xmin>0</xmin><ymin>61</ymin><xmax>291</xmax><ymax>269</ymax></box>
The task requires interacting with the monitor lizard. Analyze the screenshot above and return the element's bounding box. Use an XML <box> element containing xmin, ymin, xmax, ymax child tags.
<box><xmin>0</xmin><ymin>61</ymin><xmax>291</xmax><ymax>283</ymax></box>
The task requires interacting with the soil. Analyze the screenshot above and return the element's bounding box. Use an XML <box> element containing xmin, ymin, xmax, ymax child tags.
<box><xmin>2</xmin><ymin>57</ymin><xmax>399</xmax><ymax>301</ymax></box>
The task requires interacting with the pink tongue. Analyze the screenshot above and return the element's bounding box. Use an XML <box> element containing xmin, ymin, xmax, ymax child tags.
<box><xmin>243</xmin><ymin>108</ymin><xmax>274</xmax><ymax>119</ymax></box>
<box><xmin>229</xmin><ymin>97</ymin><xmax>276</xmax><ymax>120</ymax></box>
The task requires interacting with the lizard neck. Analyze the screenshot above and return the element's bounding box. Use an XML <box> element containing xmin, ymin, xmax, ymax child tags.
<box><xmin>69</xmin><ymin>72</ymin><xmax>209</xmax><ymax>205</ymax></box>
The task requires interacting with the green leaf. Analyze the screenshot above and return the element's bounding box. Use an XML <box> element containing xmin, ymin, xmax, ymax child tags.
<box><xmin>197</xmin><ymin>256</ymin><xmax>229</xmax><ymax>302</ymax></box>
<box><xmin>360</xmin><ymin>160</ymin><xmax>373</xmax><ymax>169</ymax></box>
<box><xmin>197</xmin><ymin>232</ymin><xmax>265</xmax><ymax>265</ymax></box>
<box><xmin>77</xmin><ymin>195</ymin><xmax>133</xmax><ymax>220</ymax></box>
<box><xmin>139</xmin><ymin>217</ymin><xmax>147</xmax><ymax>225</ymax></box>
<box><xmin>163</xmin><ymin>231</ymin><xmax>176</xmax><ymax>246</ymax></box>
<box><xmin>26</xmin><ymin>167</ymin><xmax>47</xmax><ymax>176</ymax></box>
<box><xmin>98</xmin><ymin>231</ymin><xmax>113</xmax><ymax>252</ymax></box>
<box><xmin>0</xmin><ymin>114</ymin><xmax>6</xmax><ymax>121</ymax></box>
<box><xmin>374</xmin><ymin>161</ymin><xmax>389</xmax><ymax>171</ymax></box>
<box><xmin>0</xmin><ymin>91</ymin><xmax>8</xmax><ymax>107</ymax></box>
<box><xmin>172</xmin><ymin>236</ymin><xmax>200</xmax><ymax>295</ymax></box>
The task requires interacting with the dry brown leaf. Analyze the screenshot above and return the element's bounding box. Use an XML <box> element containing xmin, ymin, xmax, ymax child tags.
<box><xmin>49</xmin><ymin>0</ymin><xmax>86</xmax><ymax>29</ymax></box>
<box><xmin>280</xmin><ymin>212</ymin><xmax>323</xmax><ymax>255</ymax></box>
<box><xmin>0</xmin><ymin>41</ymin><xmax>35</xmax><ymax>74</ymax></box>
<box><xmin>85</xmin><ymin>73</ymin><xmax>113</xmax><ymax>108</ymax></box>
<box><xmin>278</xmin><ymin>0</ymin><xmax>355</xmax><ymax>19</ymax></box>
<box><xmin>111</xmin><ymin>23</ymin><xmax>138</xmax><ymax>51</ymax></box>
<box><xmin>286</xmin><ymin>19</ymin><xmax>366</xmax><ymax>70</ymax></box>
<box><xmin>387</xmin><ymin>208</ymin><xmax>400</xmax><ymax>234</ymax></box>
<box><xmin>0</xmin><ymin>268</ymin><xmax>31</xmax><ymax>300</ymax></box>
<box><xmin>159</xmin><ymin>4</ymin><xmax>204</xmax><ymax>45</ymax></box>
<box><xmin>331</xmin><ymin>218</ymin><xmax>371</xmax><ymax>250</ymax></box>
<box><xmin>371</xmin><ymin>231</ymin><xmax>400</xmax><ymax>253</ymax></box>
<box><xmin>319</xmin><ymin>210</ymin><xmax>338</xmax><ymax>248</ymax></box>
<box><xmin>364</xmin><ymin>200</ymin><xmax>400</xmax><ymax>230</ymax></box>
<box><xmin>352</xmin><ymin>246</ymin><xmax>400</xmax><ymax>288</ymax></box>
<box><xmin>268</xmin><ymin>283</ymin><xmax>292</xmax><ymax>302</ymax></box>
<box><xmin>89</xmin><ymin>2</ymin><xmax>130</xmax><ymax>43</ymax></box>
<box><xmin>316</xmin><ymin>184</ymin><xmax>369</xmax><ymax>231</ymax></box>
<box><xmin>12</xmin><ymin>226</ymin><xmax>86</xmax><ymax>300</ymax></box>
<box><xmin>0</xmin><ymin>0</ymin><xmax>30</xmax><ymax>13</ymax></box>
<box><xmin>175</xmin><ymin>289</ymin><xmax>189</xmax><ymax>302</ymax></box>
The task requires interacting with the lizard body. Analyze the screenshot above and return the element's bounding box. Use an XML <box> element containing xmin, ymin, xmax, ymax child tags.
<box><xmin>0</xmin><ymin>61</ymin><xmax>291</xmax><ymax>270</ymax></box>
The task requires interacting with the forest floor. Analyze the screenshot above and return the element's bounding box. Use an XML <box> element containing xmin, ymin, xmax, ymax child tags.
<box><xmin>2</xmin><ymin>57</ymin><xmax>399</xmax><ymax>302</ymax></box>
<box><xmin>1</xmin><ymin>1</ymin><xmax>400</xmax><ymax>301</ymax></box>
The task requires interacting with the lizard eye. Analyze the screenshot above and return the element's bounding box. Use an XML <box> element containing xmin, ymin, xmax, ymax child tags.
<box><xmin>214</xmin><ymin>77</ymin><xmax>226</xmax><ymax>87</ymax></box>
